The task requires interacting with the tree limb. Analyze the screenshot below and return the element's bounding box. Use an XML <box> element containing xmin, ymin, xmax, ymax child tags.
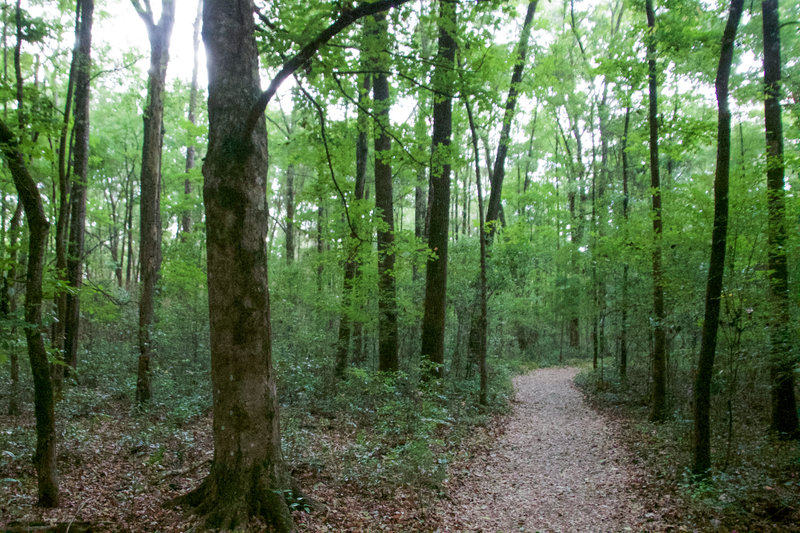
<box><xmin>243</xmin><ymin>0</ymin><xmax>412</xmax><ymax>138</ymax></box>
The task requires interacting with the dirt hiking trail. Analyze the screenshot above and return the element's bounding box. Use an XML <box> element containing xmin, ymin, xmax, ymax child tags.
<box><xmin>441</xmin><ymin>367</ymin><xmax>672</xmax><ymax>532</ymax></box>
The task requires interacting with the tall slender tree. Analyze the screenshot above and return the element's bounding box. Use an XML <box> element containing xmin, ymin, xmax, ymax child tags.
<box><xmin>335</xmin><ymin>67</ymin><xmax>370</xmax><ymax>379</ymax></box>
<box><xmin>692</xmin><ymin>0</ymin><xmax>744</xmax><ymax>476</ymax></box>
<box><xmin>646</xmin><ymin>0</ymin><xmax>668</xmax><ymax>422</ymax></box>
<box><xmin>133</xmin><ymin>0</ymin><xmax>175</xmax><ymax>404</ymax></box>
<box><xmin>619</xmin><ymin>106</ymin><xmax>630</xmax><ymax>381</ymax></box>
<box><xmin>0</xmin><ymin>119</ymin><xmax>58</xmax><ymax>506</ymax></box>
<box><xmin>485</xmin><ymin>0</ymin><xmax>538</xmax><ymax>238</ymax></box>
<box><xmin>371</xmin><ymin>11</ymin><xmax>399</xmax><ymax>372</ymax></box>
<box><xmin>2</xmin><ymin>202</ymin><xmax>22</xmax><ymax>414</ymax></box>
<box><xmin>421</xmin><ymin>0</ymin><xmax>456</xmax><ymax>376</ymax></box>
<box><xmin>52</xmin><ymin>1</ymin><xmax>81</xmax><ymax>361</ymax></box>
<box><xmin>64</xmin><ymin>0</ymin><xmax>93</xmax><ymax>372</ymax></box>
<box><xmin>762</xmin><ymin>0</ymin><xmax>798</xmax><ymax>437</ymax></box>
<box><xmin>181</xmin><ymin>0</ymin><xmax>202</xmax><ymax>238</ymax></box>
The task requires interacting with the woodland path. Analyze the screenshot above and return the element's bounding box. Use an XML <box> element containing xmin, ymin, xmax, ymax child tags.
<box><xmin>441</xmin><ymin>367</ymin><xmax>670</xmax><ymax>532</ymax></box>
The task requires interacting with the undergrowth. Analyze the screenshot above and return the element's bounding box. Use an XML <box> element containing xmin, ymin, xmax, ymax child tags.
<box><xmin>576</xmin><ymin>363</ymin><xmax>800</xmax><ymax>532</ymax></box>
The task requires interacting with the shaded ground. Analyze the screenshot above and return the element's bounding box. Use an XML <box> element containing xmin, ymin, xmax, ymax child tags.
<box><xmin>5</xmin><ymin>366</ymin><xmax>795</xmax><ymax>531</ymax></box>
<box><xmin>438</xmin><ymin>367</ymin><xmax>682</xmax><ymax>532</ymax></box>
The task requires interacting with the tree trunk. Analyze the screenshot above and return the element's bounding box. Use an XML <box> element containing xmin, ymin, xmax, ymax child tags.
<box><xmin>464</xmin><ymin>91</ymin><xmax>488</xmax><ymax>406</ymax></box>
<box><xmin>335</xmin><ymin>69</ymin><xmax>370</xmax><ymax>379</ymax></box>
<box><xmin>3</xmin><ymin>202</ymin><xmax>23</xmax><ymax>415</ymax></box>
<box><xmin>181</xmin><ymin>0</ymin><xmax>201</xmax><ymax>239</ymax></box>
<box><xmin>484</xmin><ymin>0</ymin><xmax>538</xmax><ymax>239</ymax></box>
<box><xmin>134</xmin><ymin>0</ymin><xmax>175</xmax><ymax>405</ymax></box>
<box><xmin>371</xmin><ymin>12</ymin><xmax>399</xmax><ymax>372</ymax></box>
<box><xmin>176</xmin><ymin>1</ymin><xmax>294</xmax><ymax>528</ymax></box>
<box><xmin>53</xmin><ymin>5</ymin><xmax>81</xmax><ymax>361</ymax></box>
<box><xmin>762</xmin><ymin>0</ymin><xmax>798</xmax><ymax>437</ymax></box>
<box><xmin>0</xmin><ymin>119</ymin><xmax>59</xmax><ymax>507</ymax></box>
<box><xmin>619</xmin><ymin>106</ymin><xmax>630</xmax><ymax>381</ymax></box>
<box><xmin>125</xmin><ymin>172</ymin><xmax>135</xmax><ymax>291</ymax></box>
<box><xmin>692</xmin><ymin>0</ymin><xmax>743</xmax><ymax>476</ymax></box>
<box><xmin>421</xmin><ymin>0</ymin><xmax>456</xmax><ymax>376</ymax></box>
<box><xmin>63</xmin><ymin>0</ymin><xmax>93</xmax><ymax>374</ymax></box>
<box><xmin>646</xmin><ymin>0</ymin><xmax>668</xmax><ymax>422</ymax></box>
<box><xmin>284</xmin><ymin>164</ymin><xmax>295</xmax><ymax>264</ymax></box>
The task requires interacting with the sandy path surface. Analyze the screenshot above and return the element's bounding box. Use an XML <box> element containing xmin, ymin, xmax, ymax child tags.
<box><xmin>442</xmin><ymin>367</ymin><xmax>667</xmax><ymax>532</ymax></box>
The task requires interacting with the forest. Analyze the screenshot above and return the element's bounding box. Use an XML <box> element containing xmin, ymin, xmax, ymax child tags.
<box><xmin>0</xmin><ymin>0</ymin><xmax>798</xmax><ymax>531</ymax></box>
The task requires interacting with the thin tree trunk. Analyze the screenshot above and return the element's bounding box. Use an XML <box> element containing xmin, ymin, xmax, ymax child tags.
<box><xmin>371</xmin><ymin>11</ymin><xmax>399</xmax><ymax>372</ymax></box>
<box><xmin>125</xmin><ymin>173</ymin><xmax>134</xmax><ymax>290</ymax></box>
<box><xmin>134</xmin><ymin>0</ymin><xmax>175</xmax><ymax>404</ymax></box>
<box><xmin>316</xmin><ymin>203</ymin><xmax>324</xmax><ymax>292</ymax></box>
<box><xmin>421</xmin><ymin>0</ymin><xmax>456</xmax><ymax>376</ymax></box>
<box><xmin>762</xmin><ymin>0</ymin><xmax>798</xmax><ymax>437</ymax></box>
<box><xmin>3</xmin><ymin>202</ymin><xmax>23</xmax><ymax>415</ymax></box>
<box><xmin>620</xmin><ymin>106</ymin><xmax>630</xmax><ymax>381</ymax></box>
<box><xmin>692</xmin><ymin>0</ymin><xmax>743</xmax><ymax>476</ymax></box>
<box><xmin>0</xmin><ymin>119</ymin><xmax>59</xmax><ymax>507</ymax></box>
<box><xmin>181</xmin><ymin>0</ymin><xmax>201</xmax><ymax>239</ymax></box>
<box><xmin>53</xmin><ymin>4</ymin><xmax>80</xmax><ymax>359</ymax></box>
<box><xmin>335</xmin><ymin>69</ymin><xmax>370</xmax><ymax>379</ymax></box>
<box><xmin>646</xmin><ymin>0</ymin><xmax>668</xmax><ymax>422</ymax></box>
<box><xmin>64</xmin><ymin>0</ymin><xmax>93</xmax><ymax>373</ymax></box>
<box><xmin>284</xmin><ymin>164</ymin><xmax>295</xmax><ymax>264</ymax></box>
<box><xmin>485</xmin><ymin>0</ymin><xmax>538</xmax><ymax>238</ymax></box>
<box><xmin>464</xmin><ymin>91</ymin><xmax>488</xmax><ymax>406</ymax></box>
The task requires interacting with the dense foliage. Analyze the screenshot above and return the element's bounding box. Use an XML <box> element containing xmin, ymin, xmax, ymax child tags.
<box><xmin>0</xmin><ymin>0</ymin><xmax>798</xmax><ymax>529</ymax></box>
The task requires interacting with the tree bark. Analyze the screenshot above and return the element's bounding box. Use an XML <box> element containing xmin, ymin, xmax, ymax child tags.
<box><xmin>421</xmin><ymin>0</ymin><xmax>456</xmax><ymax>376</ymax></box>
<box><xmin>484</xmin><ymin>0</ymin><xmax>538</xmax><ymax>239</ymax></box>
<box><xmin>64</xmin><ymin>0</ymin><xmax>93</xmax><ymax>373</ymax></box>
<box><xmin>371</xmin><ymin>12</ymin><xmax>399</xmax><ymax>372</ymax></box>
<box><xmin>176</xmin><ymin>1</ymin><xmax>294</xmax><ymax>528</ymax></box>
<box><xmin>646</xmin><ymin>0</ymin><xmax>668</xmax><ymax>422</ymax></box>
<box><xmin>181</xmin><ymin>0</ymin><xmax>201</xmax><ymax>239</ymax></box>
<box><xmin>53</xmin><ymin>4</ymin><xmax>81</xmax><ymax>360</ymax></box>
<box><xmin>284</xmin><ymin>164</ymin><xmax>295</xmax><ymax>264</ymax></box>
<box><xmin>335</xmin><ymin>69</ymin><xmax>370</xmax><ymax>379</ymax></box>
<box><xmin>762</xmin><ymin>0</ymin><xmax>798</xmax><ymax>437</ymax></box>
<box><xmin>0</xmin><ymin>118</ymin><xmax>59</xmax><ymax>507</ymax></box>
<box><xmin>692</xmin><ymin>0</ymin><xmax>743</xmax><ymax>476</ymax></box>
<box><xmin>134</xmin><ymin>0</ymin><xmax>175</xmax><ymax>404</ymax></box>
<box><xmin>3</xmin><ymin>202</ymin><xmax>23</xmax><ymax>415</ymax></box>
<box><xmin>464</xmin><ymin>91</ymin><xmax>488</xmax><ymax>406</ymax></box>
<box><xmin>619</xmin><ymin>106</ymin><xmax>630</xmax><ymax>381</ymax></box>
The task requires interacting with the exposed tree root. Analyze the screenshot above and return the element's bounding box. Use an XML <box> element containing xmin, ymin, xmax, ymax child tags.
<box><xmin>170</xmin><ymin>465</ymin><xmax>295</xmax><ymax>532</ymax></box>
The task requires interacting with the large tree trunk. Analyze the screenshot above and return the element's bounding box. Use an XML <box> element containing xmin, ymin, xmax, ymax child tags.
<box><xmin>692</xmin><ymin>0</ymin><xmax>743</xmax><ymax>476</ymax></box>
<box><xmin>177</xmin><ymin>1</ymin><xmax>294</xmax><ymax>529</ymax></box>
<box><xmin>646</xmin><ymin>0</ymin><xmax>668</xmax><ymax>422</ymax></box>
<box><xmin>762</xmin><ymin>0</ymin><xmax>798</xmax><ymax>437</ymax></box>
<box><xmin>0</xmin><ymin>119</ymin><xmax>59</xmax><ymax>507</ymax></box>
<box><xmin>134</xmin><ymin>0</ymin><xmax>175</xmax><ymax>405</ymax></box>
<box><xmin>64</xmin><ymin>0</ymin><xmax>93</xmax><ymax>373</ymax></box>
<box><xmin>421</xmin><ymin>0</ymin><xmax>456</xmax><ymax>376</ymax></box>
<box><xmin>371</xmin><ymin>12</ymin><xmax>399</xmax><ymax>372</ymax></box>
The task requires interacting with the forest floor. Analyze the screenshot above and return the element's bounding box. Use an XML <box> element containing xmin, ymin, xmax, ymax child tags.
<box><xmin>2</xmin><ymin>365</ymin><xmax>797</xmax><ymax>531</ymax></box>
<box><xmin>435</xmin><ymin>367</ymin><xmax>684</xmax><ymax>532</ymax></box>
